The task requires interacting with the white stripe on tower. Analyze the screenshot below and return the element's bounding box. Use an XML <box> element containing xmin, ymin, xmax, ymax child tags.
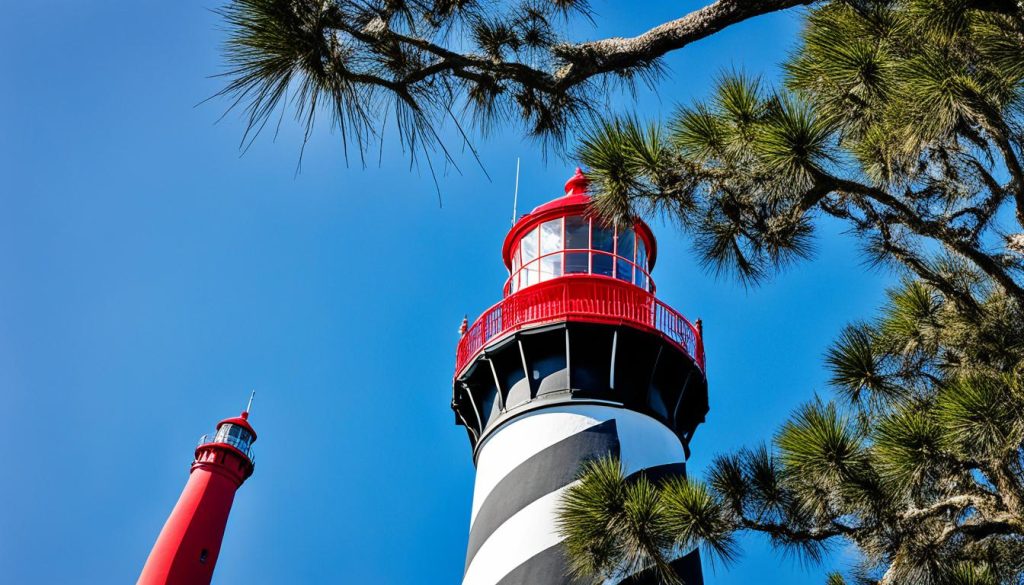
<box><xmin>462</xmin><ymin>404</ymin><xmax>687</xmax><ymax>585</ymax></box>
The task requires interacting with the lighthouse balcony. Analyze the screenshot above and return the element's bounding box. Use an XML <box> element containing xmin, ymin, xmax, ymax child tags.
<box><xmin>456</xmin><ymin>275</ymin><xmax>704</xmax><ymax>380</ymax></box>
<box><xmin>453</xmin><ymin>274</ymin><xmax>708</xmax><ymax>454</ymax></box>
<box><xmin>452</xmin><ymin>275</ymin><xmax>708</xmax><ymax>455</ymax></box>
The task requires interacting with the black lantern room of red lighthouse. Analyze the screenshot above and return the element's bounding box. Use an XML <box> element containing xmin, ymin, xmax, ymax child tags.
<box><xmin>452</xmin><ymin>169</ymin><xmax>709</xmax><ymax>585</ymax></box>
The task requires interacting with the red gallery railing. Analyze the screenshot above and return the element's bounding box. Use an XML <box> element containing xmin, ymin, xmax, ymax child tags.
<box><xmin>455</xmin><ymin>276</ymin><xmax>705</xmax><ymax>378</ymax></box>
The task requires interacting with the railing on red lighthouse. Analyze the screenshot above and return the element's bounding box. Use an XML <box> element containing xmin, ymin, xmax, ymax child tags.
<box><xmin>454</xmin><ymin>275</ymin><xmax>705</xmax><ymax>378</ymax></box>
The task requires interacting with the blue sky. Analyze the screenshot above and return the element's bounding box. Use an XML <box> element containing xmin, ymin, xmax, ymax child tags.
<box><xmin>0</xmin><ymin>2</ymin><xmax>895</xmax><ymax>584</ymax></box>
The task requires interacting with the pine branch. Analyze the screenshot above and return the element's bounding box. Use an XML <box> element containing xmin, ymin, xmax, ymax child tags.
<box><xmin>217</xmin><ymin>0</ymin><xmax>822</xmax><ymax>160</ymax></box>
<box><xmin>739</xmin><ymin>517</ymin><xmax>856</xmax><ymax>541</ymax></box>
<box><xmin>824</xmin><ymin>176</ymin><xmax>1024</xmax><ymax>305</ymax></box>
<box><xmin>551</xmin><ymin>0</ymin><xmax>817</xmax><ymax>89</ymax></box>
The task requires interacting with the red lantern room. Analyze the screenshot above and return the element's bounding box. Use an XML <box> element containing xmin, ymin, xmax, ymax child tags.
<box><xmin>452</xmin><ymin>168</ymin><xmax>709</xmax><ymax>458</ymax></box>
<box><xmin>501</xmin><ymin>169</ymin><xmax>657</xmax><ymax>296</ymax></box>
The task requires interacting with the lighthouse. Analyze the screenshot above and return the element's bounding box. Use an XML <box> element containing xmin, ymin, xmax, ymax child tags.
<box><xmin>138</xmin><ymin>403</ymin><xmax>257</xmax><ymax>585</ymax></box>
<box><xmin>453</xmin><ymin>169</ymin><xmax>709</xmax><ymax>585</ymax></box>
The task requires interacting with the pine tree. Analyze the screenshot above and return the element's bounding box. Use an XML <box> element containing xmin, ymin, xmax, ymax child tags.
<box><xmin>558</xmin><ymin>279</ymin><xmax>1024</xmax><ymax>584</ymax></box>
<box><xmin>558</xmin><ymin>2</ymin><xmax>1024</xmax><ymax>583</ymax></box>
<box><xmin>577</xmin><ymin>0</ymin><xmax>1024</xmax><ymax>311</ymax></box>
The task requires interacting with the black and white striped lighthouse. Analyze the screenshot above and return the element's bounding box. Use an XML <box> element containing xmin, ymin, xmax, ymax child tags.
<box><xmin>452</xmin><ymin>169</ymin><xmax>709</xmax><ymax>585</ymax></box>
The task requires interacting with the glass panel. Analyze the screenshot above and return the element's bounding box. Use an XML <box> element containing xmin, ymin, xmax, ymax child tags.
<box><xmin>565</xmin><ymin>252</ymin><xmax>588</xmax><ymax>274</ymax></box>
<box><xmin>592</xmin><ymin>253</ymin><xmax>614</xmax><ymax>277</ymax></box>
<box><xmin>616</xmin><ymin>258</ymin><xmax>633</xmax><ymax>283</ymax></box>
<box><xmin>592</xmin><ymin>223</ymin><xmax>614</xmax><ymax>252</ymax></box>
<box><xmin>522</xmin><ymin>228</ymin><xmax>538</xmax><ymax>263</ymax></box>
<box><xmin>616</xmin><ymin>227</ymin><xmax>635</xmax><ymax>261</ymax></box>
<box><xmin>214</xmin><ymin>424</ymin><xmax>251</xmax><ymax>450</ymax></box>
<box><xmin>215</xmin><ymin>424</ymin><xmax>232</xmax><ymax>442</ymax></box>
<box><xmin>637</xmin><ymin>239</ymin><xmax>647</xmax><ymax>271</ymax></box>
<box><xmin>511</xmin><ymin>242</ymin><xmax>521</xmax><ymax>272</ymax></box>
<box><xmin>540</xmin><ymin>254</ymin><xmax>562</xmax><ymax>281</ymax></box>
<box><xmin>232</xmin><ymin>427</ymin><xmax>252</xmax><ymax>446</ymax></box>
<box><xmin>540</xmin><ymin>219</ymin><xmax>562</xmax><ymax>255</ymax></box>
<box><xmin>565</xmin><ymin>216</ymin><xmax>589</xmax><ymax>249</ymax></box>
<box><xmin>522</xmin><ymin>261</ymin><xmax>540</xmax><ymax>288</ymax></box>
<box><xmin>636</xmin><ymin>270</ymin><xmax>648</xmax><ymax>291</ymax></box>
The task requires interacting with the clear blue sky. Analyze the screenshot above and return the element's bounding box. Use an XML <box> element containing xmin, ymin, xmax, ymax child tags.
<box><xmin>0</xmin><ymin>2</ymin><xmax>893</xmax><ymax>583</ymax></box>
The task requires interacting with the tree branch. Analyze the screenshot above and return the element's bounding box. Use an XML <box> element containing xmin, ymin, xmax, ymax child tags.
<box><xmin>903</xmin><ymin>494</ymin><xmax>992</xmax><ymax>523</ymax></box>
<box><xmin>739</xmin><ymin>517</ymin><xmax>853</xmax><ymax>542</ymax></box>
<box><xmin>835</xmin><ymin>189</ymin><xmax>984</xmax><ymax>314</ymax></box>
<box><xmin>826</xmin><ymin>176</ymin><xmax>1024</xmax><ymax>305</ymax></box>
<box><xmin>552</xmin><ymin>0</ymin><xmax>817</xmax><ymax>89</ymax></box>
<box><xmin>331</xmin><ymin>0</ymin><xmax>817</xmax><ymax>96</ymax></box>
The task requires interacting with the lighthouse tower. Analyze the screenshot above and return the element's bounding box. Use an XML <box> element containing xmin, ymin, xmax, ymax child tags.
<box><xmin>138</xmin><ymin>405</ymin><xmax>257</xmax><ymax>585</ymax></box>
<box><xmin>453</xmin><ymin>169</ymin><xmax>709</xmax><ymax>585</ymax></box>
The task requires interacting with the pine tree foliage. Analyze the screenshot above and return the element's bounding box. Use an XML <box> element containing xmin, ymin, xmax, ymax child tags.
<box><xmin>562</xmin><ymin>7</ymin><xmax>1024</xmax><ymax>577</ymax></box>
<box><xmin>557</xmin><ymin>278</ymin><xmax>1024</xmax><ymax>584</ymax></box>
<box><xmin>557</xmin><ymin>457</ymin><xmax>737</xmax><ymax>584</ymax></box>
<box><xmin>214</xmin><ymin>0</ymin><xmax>819</xmax><ymax>165</ymax></box>
<box><xmin>579</xmin><ymin>0</ymin><xmax>1024</xmax><ymax>311</ymax></box>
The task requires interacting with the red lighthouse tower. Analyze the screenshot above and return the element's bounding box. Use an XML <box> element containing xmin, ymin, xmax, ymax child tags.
<box><xmin>138</xmin><ymin>402</ymin><xmax>257</xmax><ymax>585</ymax></box>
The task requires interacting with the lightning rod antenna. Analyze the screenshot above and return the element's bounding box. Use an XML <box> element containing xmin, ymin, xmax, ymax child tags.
<box><xmin>511</xmin><ymin>158</ymin><xmax>520</xmax><ymax>226</ymax></box>
<box><xmin>245</xmin><ymin>390</ymin><xmax>256</xmax><ymax>415</ymax></box>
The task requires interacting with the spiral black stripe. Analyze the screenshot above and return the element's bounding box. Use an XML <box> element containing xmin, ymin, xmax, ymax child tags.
<box><xmin>485</xmin><ymin>460</ymin><xmax>695</xmax><ymax>585</ymax></box>
<box><xmin>464</xmin><ymin>419</ymin><xmax>620</xmax><ymax>572</ymax></box>
<box><xmin>494</xmin><ymin>543</ymin><xmax>579</xmax><ymax>585</ymax></box>
<box><xmin>627</xmin><ymin>462</ymin><xmax>685</xmax><ymax>485</ymax></box>
<box><xmin>494</xmin><ymin>541</ymin><xmax>702</xmax><ymax>585</ymax></box>
<box><xmin>619</xmin><ymin>549</ymin><xmax>703</xmax><ymax>585</ymax></box>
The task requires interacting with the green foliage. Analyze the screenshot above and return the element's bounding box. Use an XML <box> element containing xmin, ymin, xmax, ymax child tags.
<box><xmin>660</xmin><ymin>477</ymin><xmax>739</xmax><ymax>567</ymax></box>
<box><xmin>559</xmin><ymin>2</ymin><xmax>1024</xmax><ymax>582</ymax></box>
<box><xmin>558</xmin><ymin>457</ymin><xmax>629</xmax><ymax>582</ymax></box>
<box><xmin>934</xmin><ymin>374</ymin><xmax>1024</xmax><ymax>459</ymax></box>
<box><xmin>557</xmin><ymin>457</ymin><xmax>683</xmax><ymax>584</ymax></box>
<box><xmin>826</xmin><ymin>324</ymin><xmax>897</xmax><ymax>408</ymax></box>
<box><xmin>216</xmin><ymin>0</ymin><xmax>603</xmax><ymax>169</ymax></box>
<box><xmin>873</xmin><ymin>403</ymin><xmax>944</xmax><ymax>492</ymax></box>
<box><xmin>558</xmin><ymin>279</ymin><xmax>1024</xmax><ymax>584</ymax></box>
<box><xmin>578</xmin><ymin>0</ymin><xmax>1024</xmax><ymax>306</ymax></box>
<box><xmin>878</xmin><ymin>281</ymin><xmax>943</xmax><ymax>356</ymax></box>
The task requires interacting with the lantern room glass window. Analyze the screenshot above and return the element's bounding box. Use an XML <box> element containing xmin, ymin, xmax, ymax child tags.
<box><xmin>214</xmin><ymin>423</ymin><xmax>253</xmax><ymax>453</ymax></box>
<box><xmin>565</xmin><ymin>216</ymin><xmax>589</xmax><ymax>249</ymax></box>
<box><xmin>520</xmin><ymin>228</ymin><xmax>539</xmax><ymax>289</ymax></box>
<box><xmin>507</xmin><ymin>215</ymin><xmax>654</xmax><ymax>294</ymax></box>
<box><xmin>615</xmin><ymin>228</ymin><xmax>635</xmax><ymax>284</ymax></box>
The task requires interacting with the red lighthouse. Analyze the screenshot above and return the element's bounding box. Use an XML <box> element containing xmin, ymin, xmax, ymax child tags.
<box><xmin>138</xmin><ymin>403</ymin><xmax>257</xmax><ymax>585</ymax></box>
